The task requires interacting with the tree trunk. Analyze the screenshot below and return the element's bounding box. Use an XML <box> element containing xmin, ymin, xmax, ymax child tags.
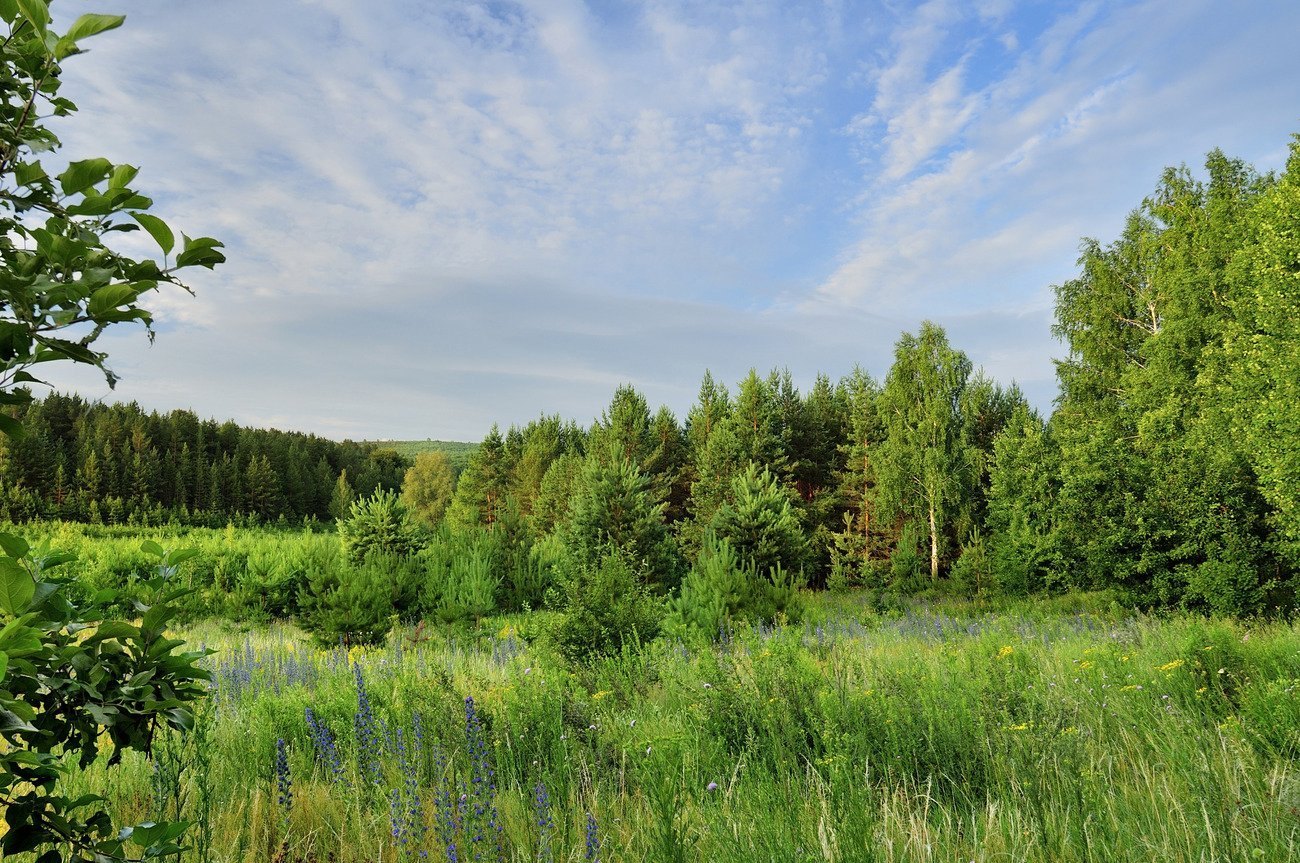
<box><xmin>928</xmin><ymin>502</ymin><xmax>939</xmax><ymax>581</ymax></box>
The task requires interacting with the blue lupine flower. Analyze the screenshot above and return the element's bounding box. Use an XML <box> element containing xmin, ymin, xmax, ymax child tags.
<box><xmin>274</xmin><ymin>737</ymin><xmax>292</xmax><ymax>814</ymax></box>
<box><xmin>585</xmin><ymin>812</ymin><xmax>599</xmax><ymax>863</ymax></box>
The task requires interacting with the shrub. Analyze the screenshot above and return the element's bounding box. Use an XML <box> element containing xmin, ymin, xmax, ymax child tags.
<box><xmin>420</xmin><ymin>529</ymin><xmax>501</xmax><ymax>624</ymax></box>
<box><xmin>338</xmin><ymin>489</ymin><xmax>423</xmax><ymax>565</ymax></box>
<box><xmin>551</xmin><ymin>553</ymin><xmax>663</xmax><ymax>662</ymax></box>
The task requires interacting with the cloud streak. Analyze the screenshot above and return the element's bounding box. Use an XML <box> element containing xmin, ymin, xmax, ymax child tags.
<box><xmin>35</xmin><ymin>0</ymin><xmax>1300</xmax><ymax>439</ymax></box>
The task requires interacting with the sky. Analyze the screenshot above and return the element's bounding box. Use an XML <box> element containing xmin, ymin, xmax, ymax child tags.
<box><xmin>36</xmin><ymin>0</ymin><xmax>1300</xmax><ymax>441</ymax></box>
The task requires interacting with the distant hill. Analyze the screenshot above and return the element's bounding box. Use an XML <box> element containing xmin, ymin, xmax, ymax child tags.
<box><xmin>365</xmin><ymin>439</ymin><xmax>479</xmax><ymax>475</ymax></box>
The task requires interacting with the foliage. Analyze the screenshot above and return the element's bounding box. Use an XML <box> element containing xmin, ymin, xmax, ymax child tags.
<box><xmin>0</xmin><ymin>536</ymin><xmax>211</xmax><ymax>859</ymax></box>
<box><xmin>1047</xmin><ymin>149</ymin><xmax>1282</xmax><ymax>612</ymax></box>
<box><xmin>551</xmin><ymin>553</ymin><xmax>663</xmax><ymax>662</ymax></box>
<box><xmin>300</xmin><ymin>552</ymin><xmax>409</xmax><ymax>646</ymax></box>
<box><xmin>401</xmin><ymin>451</ymin><xmax>455</xmax><ymax>529</ymax></box>
<box><xmin>709</xmin><ymin>462</ymin><xmax>806</xmax><ymax>581</ymax></box>
<box><xmin>875</xmin><ymin>322</ymin><xmax>973</xmax><ymax>582</ymax></box>
<box><xmin>1218</xmin><ymin>136</ymin><xmax>1300</xmax><ymax>562</ymax></box>
<box><xmin>0</xmin><ymin>2</ymin><xmax>224</xmax><ymax>858</ymax></box>
<box><xmin>337</xmin><ymin>488</ymin><xmax>423</xmax><ymax>565</ymax></box>
<box><xmin>563</xmin><ymin>456</ymin><xmax>682</xmax><ymax>592</ymax></box>
<box><xmin>0</xmin><ymin>394</ymin><xmax>409</xmax><ymax>526</ymax></box>
<box><xmin>445</xmin><ymin>425</ymin><xmax>511</xmax><ymax>531</ymax></box>
<box><xmin>419</xmin><ymin>527</ymin><xmax>502</xmax><ymax>624</ymax></box>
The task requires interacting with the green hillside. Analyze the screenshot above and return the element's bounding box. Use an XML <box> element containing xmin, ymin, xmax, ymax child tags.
<box><xmin>365</xmin><ymin>439</ymin><xmax>479</xmax><ymax>474</ymax></box>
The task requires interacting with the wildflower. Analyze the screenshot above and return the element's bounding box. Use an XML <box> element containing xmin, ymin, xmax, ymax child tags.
<box><xmin>1080</xmin><ymin>660</ymin><xmax>1094</xmax><ymax>670</ymax></box>
<box><xmin>706</xmin><ymin>782</ymin><xmax>718</xmax><ymax>792</ymax></box>
<box><xmin>534</xmin><ymin>781</ymin><xmax>554</xmax><ymax>863</ymax></box>
<box><xmin>702</xmin><ymin>682</ymin><xmax>713</xmax><ymax>689</ymax></box>
<box><xmin>305</xmin><ymin>707</ymin><xmax>346</xmax><ymax>788</ymax></box>
<box><xmin>274</xmin><ymin>738</ymin><xmax>292</xmax><ymax>814</ymax></box>
<box><xmin>585</xmin><ymin>813</ymin><xmax>599</xmax><ymax>863</ymax></box>
<box><xmin>1157</xmin><ymin>659</ymin><xmax>1185</xmax><ymax>673</ymax></box>
<box><xmin>645</xmin><ymin>746</ymin><xmax>652</xmax><ymax>757</ymax></box>
<box><xmin>996</xmin><ymin>646</ymin><xmax>1013</xmax><ymax>660</ymax></box>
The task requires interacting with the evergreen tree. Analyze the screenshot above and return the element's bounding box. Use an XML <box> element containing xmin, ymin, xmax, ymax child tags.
<box><xmin>329</xmin><ymin>469</ymin><xmax>355</xmax><ymax>522</ymax></box>
<box><xmin>564</xmin><ymin>456</ymin><xmax>682</xmax><ymax>592</ymax></box>
<box><xmin>831</xmin><ymin>368</ymin><xmax>887</xmax><ymax>587</ymax></box>
<box><xmin>446</xmin><ymin>425</ymin><xmax>510</xmax><ymax>530</ymax></box>
<box><xmin>710</xmin><ymin>463</ymin><xmax>807</xmax><ymax>581</ymax></box>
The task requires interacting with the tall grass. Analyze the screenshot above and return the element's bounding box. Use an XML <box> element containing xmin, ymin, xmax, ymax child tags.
<box><xmin>52</xmin><ymin>600</ymin><xmax>1300</xmax><ymax>862</ymax></box>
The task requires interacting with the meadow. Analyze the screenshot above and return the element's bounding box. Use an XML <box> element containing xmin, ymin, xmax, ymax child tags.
<box><xmin>58</xmin><ymin>591</ymin><xmax>1300</xmax><ymax>863</ymax></box>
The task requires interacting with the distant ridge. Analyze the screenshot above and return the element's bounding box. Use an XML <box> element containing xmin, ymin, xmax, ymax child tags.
<box><xmin>365</xmin><ymin>439</ymin><xmax>478</xmax><ymax>474</ymax></box>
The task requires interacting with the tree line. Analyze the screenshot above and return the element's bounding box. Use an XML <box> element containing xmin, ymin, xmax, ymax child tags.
<box><xmin>0</xmin><ymin>395</ymin><xmax>408</xmax><ymax>525</ymax></box>
<box><xmin>405</xmin><ymin>138</ymin><xmax>1300</xmax><ymax>617</ymax></box>
<box><xmin>8</xmin><ymin>138</ymin><xmax>1300</xmax><ymax>618</ymax></box>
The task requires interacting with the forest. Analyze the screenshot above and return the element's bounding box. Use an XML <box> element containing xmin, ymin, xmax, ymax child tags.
<box><xmin>6</xmin><ymin>141</ymin><xmax>1298</xmax><ymax>627</ymax></box>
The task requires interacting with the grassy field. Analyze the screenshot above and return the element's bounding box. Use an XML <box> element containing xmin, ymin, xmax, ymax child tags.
<box><xmin>61</xmin><ymin>594</ymin><xmax>1300</xmax><ymax>862</ymax></box>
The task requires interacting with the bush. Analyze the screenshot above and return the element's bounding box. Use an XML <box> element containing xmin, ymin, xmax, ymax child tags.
<box><xmin>551</xmin><ymin>553</ymin><xmax>663</xmax><ymax>662</ymax></box>
<box><xmin>300</xmin><ymin>552</ymin><xmax>416</xmax><ymax>646</ymax></box>
<box><xmin>338</xmin><ymin>489</ymin><xmax>424</xmax><ymax>565</ymax></box>
<box><xmin>419</xmin><ymin>529</ymin><xmax>501</xmax><ymax>624</ymax></box>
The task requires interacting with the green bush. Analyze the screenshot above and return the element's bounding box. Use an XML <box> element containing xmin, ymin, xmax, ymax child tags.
<box><xmin>551</xmin><ymin>553</ymin><xmax>663</xmax><ymax>662</ymax></box>
<box><xmin>420</xmin><ymin>529</ymin><xmax>501</xmax><ymax>624</ymax></box>
<box><xmin>337</xmin><ymin>489</ymin><xmax>424</xmax><ymax>565</ymax></box>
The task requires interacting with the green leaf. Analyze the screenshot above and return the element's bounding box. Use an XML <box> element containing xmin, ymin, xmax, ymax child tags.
<box><xmin>14</xmin><ymin>161</ymin><xmax>46</xmax><ymax>186</ymax></box>
<box><xmin>35</xmin><ymin>337</ymin><xmax>101</xmax><ymax>365</ymax></box>
<box><xmin>88</xmin><ymin>284</ymin><xmax>140</xmax><ymax>317</ymax></box>
<box><xmin>65</xmin><ymin>12</ymin><xmax>124</xmax><ymax>42</ymax></box>
<box><xmin>0</xmin><ymin>650</ymin><xmax>7</xmax><ymax>684</ymax></box>
<box><xmin>175</xmin><ymin>236</ymin><xmax>225</xmax><ymax>269</ymax></box>
<box><xmin>66</xmin><ymin>194</ymin><xmax>117</xmax><ymax>216</ymax></box>
<box><xmin>0</xmin><ymin>532</ymin><xmax>30</xmax><ymax>560</ymax></box>
<box><xmin>15</xmin><ymin>0</ymin><xmax>49</xmax><ymax>35</ymax></box>
<box><xmin>0</xmin><ymin>558</ymin><xmax>34</xmax><ymax>615</ymax></box>
<box><xmin>140</xmin><ymin>540</ymin><xmax>164</xmax><ymax>558</ymax></box>
<box><xmin>131</xmin><ymin>213</ymin><xmax>174</xmax><ymax>255</ymax></box>
<box><xmin>109</xmin><ymin>163</ymin><xmax>139</xmax><ymax>189</ymax></box>
<box><xmin>58</xmin><ymin>158</ymin><xmax>114</xmax><ymax>196</ymax></box>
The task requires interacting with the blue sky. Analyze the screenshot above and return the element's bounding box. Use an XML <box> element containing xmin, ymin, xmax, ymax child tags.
<box><xmin>40</xmin><ymin>0</ymin><xmax>1300</xmax><ymax>440</ymax></box>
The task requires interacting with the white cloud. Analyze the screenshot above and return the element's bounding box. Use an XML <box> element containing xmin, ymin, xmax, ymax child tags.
<box><xmin>31</xmin><ymin>0</ymin><xmax>1300</xmax><ymax>439</ymax></box>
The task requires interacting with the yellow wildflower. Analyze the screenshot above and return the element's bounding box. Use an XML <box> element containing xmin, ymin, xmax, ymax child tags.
<box><xmin>996</xmin><ymin>646</ymin><xmax>1014</xmax><ymax>660</ymax></box>
<box><xmin>1157</xmin><ymin>659</ymin><xmax>1185</xmax><ymax>673</ymax></box>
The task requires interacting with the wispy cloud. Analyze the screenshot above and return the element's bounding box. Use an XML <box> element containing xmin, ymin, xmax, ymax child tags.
<box><xmin>35</xmin><ymin>0</ymin><xmax>1300</xmax><ymax>438</ymax></box>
